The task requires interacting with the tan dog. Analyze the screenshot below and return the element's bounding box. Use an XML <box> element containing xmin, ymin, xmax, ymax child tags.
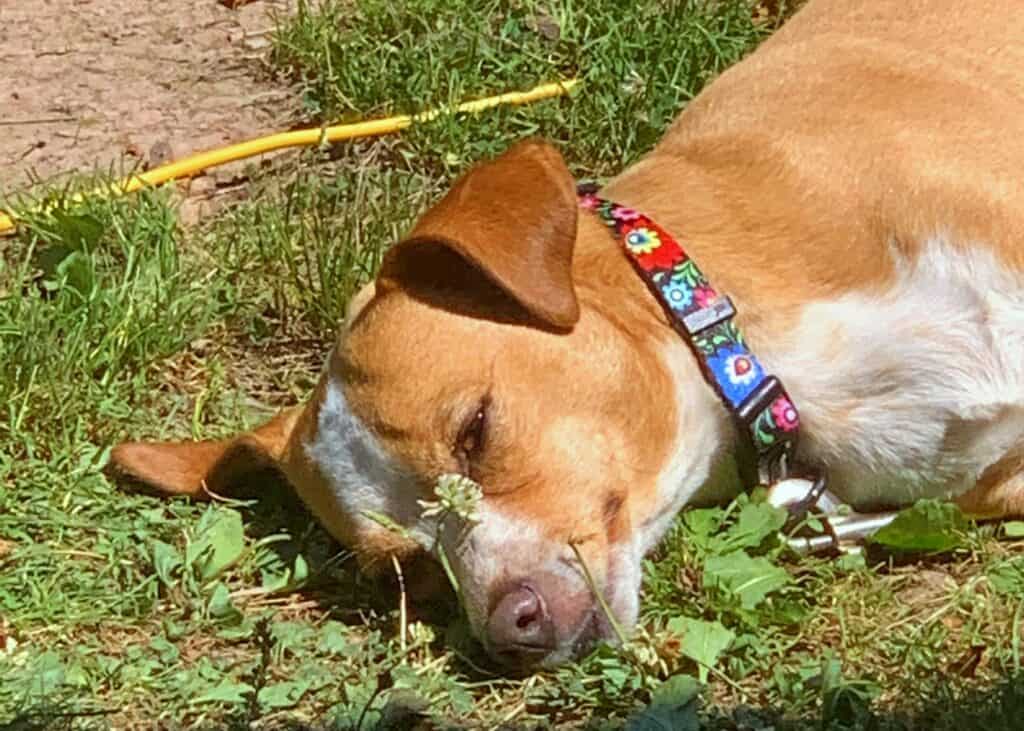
<box><xmin>110</xmin><ymin>0</ymin><xmax>1024</xmax><ymax>669</ymax></box>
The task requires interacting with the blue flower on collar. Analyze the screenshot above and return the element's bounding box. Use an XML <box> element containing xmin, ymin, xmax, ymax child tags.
<box><xmin>661</xmin><ymin>279</ymin><xmax>693</xmax><ymax>311</ymax></box>
<box><xmin>704</xmin><ymin>343</ymin><xmax>765</xmax><ymax>406</ymax></box>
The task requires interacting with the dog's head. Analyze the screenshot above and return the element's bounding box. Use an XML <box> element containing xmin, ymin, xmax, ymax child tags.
<box><xmin>111</xmin><ymin>140</ymin><xmax>731</xmax><ymax>669</ymax></box>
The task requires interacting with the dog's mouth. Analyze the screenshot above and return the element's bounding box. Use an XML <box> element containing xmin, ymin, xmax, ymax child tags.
<box><xmin>569</xmin><ymin>608</ymin><xmax>606</xmax><ymax>657</ymax></box>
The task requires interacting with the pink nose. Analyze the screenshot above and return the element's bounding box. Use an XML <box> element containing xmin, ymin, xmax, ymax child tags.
<box><xmin>486</xmin><ymin>584</ymin><xmax>556</xmax><ymax>660</ymax></box>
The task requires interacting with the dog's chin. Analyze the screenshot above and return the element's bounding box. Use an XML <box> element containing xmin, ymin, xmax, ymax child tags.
<box><xmin>531</xmin><ymin>607</ymin><xmax>628</xmax><ymax>669</ymax></box>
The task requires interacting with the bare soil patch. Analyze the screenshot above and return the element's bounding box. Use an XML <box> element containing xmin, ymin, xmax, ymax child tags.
<box><xmin>0</xmin><ymin>0</ymin><xmax>298</xmax><ymax>192</ymax></box>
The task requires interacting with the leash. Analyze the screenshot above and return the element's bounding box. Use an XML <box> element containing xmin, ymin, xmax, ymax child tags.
<box><xmin>577</xmin><ymin>184</ymin><xmax>897</xmax><ymax>553</ymax></box>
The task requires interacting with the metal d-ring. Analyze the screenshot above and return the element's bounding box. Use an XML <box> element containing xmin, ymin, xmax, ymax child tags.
<box><xmin>766</xmin><ymin>471</ymin><xmax>901</xmax><ymax>555</ymax></box>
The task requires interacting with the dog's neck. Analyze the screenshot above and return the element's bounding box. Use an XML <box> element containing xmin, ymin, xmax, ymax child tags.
<box><xmin>571</xmin><ymin>160</ymin><xmax>756</xmax><ymax>520</ymax></box>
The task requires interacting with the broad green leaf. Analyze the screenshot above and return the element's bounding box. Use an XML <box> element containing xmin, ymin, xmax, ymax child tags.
<box><xmin>26</xmin><ymin>651</ymin><xmax>65</xmax><ymax>696</ymax></box>
<box><xmin>603</xmin><ymin>665</ymin><xmax>630</xmax><ymax>692</ymax></box>
<box><xmin>217</xmin><ymin>618</ymin><xmax>256</xmax><ymax>641</ymax></box>
<box><xmin>869</xmin><ymin>500</ymin><xmax>967</xmax><ymax>553</ymax></box>
<box><xmin>624</xmin><ymin>675</ymin><xmax>701</xmax><ymax>731</ymax></box>
<box><xmin>151</xmin><ymin>540</ymin><xmax>181</xmax><ymax>586</ymax></box>
<box><xmin>258</xmin><ymin>679</ymin><xmax>311</xmax><ymax>709</ymax></box>
<box><xmin>448</xmin><ymin>683</ymin><xmax>475</xmax><ymax>715</ymax></box>
<box><xmin>335</xmin><ymin>679</ymin><xmax>384</xmax><ymax>729</ymax></box>
<box><xmin>163</xmin><ymin>617</ymin><xmax>186</xmax><ymax>641</ymax></box>
<box><xmin>53</xmin><ymin>211</ymin><xmax>104</xmax><ymax>250</ymax></box>
<box><xmin>718</xmin><ymin>500</ymin><xmax>786</xmax><ymax>552</ymax></box>
<box><xmin>64</xmin><ymin>659</ymin><xmax>91</xmax><ymax>688</ymax></box>
<box><xmin>260</xmin><ymin>568</ymin><xmax>290</xmax><ymax>593</ymax></box>
<box><xmin>272</xmin><ymin>620</ymin><xmax>315</xmax><ymax>650</ymax></box>
<box><xmin>292</xmin><ymin>553</ymin><xmax>309</xmax><ymax>584</ymax></box>
<box><xmin>207</xmin><ymin>582</ymin><xmax>242</xmax><ymax>623</ymax></box>
<box><xmin>317</xmin><ymin>622</ymin><xmax>352</xmax><ymax>655</ymax></box>
<box><xmin>1004</xmin><ymin>521</ymin><xmax>1024</xmax><ymax>538</ymax></box>
<box><xmin>193</xmin><ymin>679</ymin><xmax>254</xmax><ymax>705</ymax></box>
<box><xmin>650</xmin><ymin>674</ymin><xmax>701</xmax><ymax>706</ymax></box>
<box><xmin>149</xmin><ymin>635</ymin><xmax>180</xmax><ymax>663</ymax></box>
<box><xmin>56</xmin><ymin>251</ymin><xmax>94</xmax><ymax>295</ymax></box>
<box><xmin>191</xmin><ymin>508</ymin><xmax>245</xmax><ymax>580</ymax></box>
<box><xmin>667</xmin><ymin>617</ymin><xmax>735</xmax><ymax>682</ymax></box>
<box><xmin>703</xmin><ymin>550</ymin><xmax>790</xmax><ymax>609</ymax></box>
<box><xmin>988</xmin><ymin>557</ymin><xmax>1024</xmax><ymax>595</ymax></box>
<box><xmin>34</xmin><ymin>243</ymin><xmax>75</xmax><ymax>282</ymax></box>
<box><xmin>683</xmin><ymin>508</ymin><xmax>725</xmax><ymax>552</ymax></box>
<box><xmin>259</xmin><ymin>554</ymin><xmax>309</xmax><ymax>593</ymax></box>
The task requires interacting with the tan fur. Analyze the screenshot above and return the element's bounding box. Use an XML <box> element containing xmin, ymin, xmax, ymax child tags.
<box><xmin>957</xmin><ymin>451</ymin><xmax>1024</xmax><ymax>519</ymax></box>
<box><xmin>110</xmin><ymin>407</ymin><xmax>301</xmax><ymax>497</ymax></box>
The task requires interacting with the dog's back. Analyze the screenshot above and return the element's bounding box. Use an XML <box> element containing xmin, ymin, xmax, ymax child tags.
<box><xmin>626</xmin><ymin>0</ymin><xmax>1024</xmax><ymax>272</ymax></box>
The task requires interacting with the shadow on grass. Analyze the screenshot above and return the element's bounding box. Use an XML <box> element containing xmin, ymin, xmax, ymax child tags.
<box><xmin>363</xmin><ymin>673</ymin><xmax>1024</xmax><ymax>731</ymax></box>
<box><xmin>212</xmin><ymin>469</ymin><xmax>459</xmax><ymax>629</ymax></box>
<box><xmin>6</xmin><ymin>673</ymin><xmax>1024</xmax><ymax>731</ymax></box>
<box><xmin>704</xmin><ymin>673</ymin><xmax>1024</xmax><ymax>731</ymax></box>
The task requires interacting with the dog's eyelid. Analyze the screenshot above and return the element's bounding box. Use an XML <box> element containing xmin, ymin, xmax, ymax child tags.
<box><xmin>454</xmin><ymin>393</ymin><xmax>491</xmax><ymax>466</ymax></box>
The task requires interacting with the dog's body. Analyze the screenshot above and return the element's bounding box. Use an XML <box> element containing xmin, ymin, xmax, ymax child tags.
<box><xmin>111</xmin><ymin>0</ymin><xmax>1024</xmax><ymax>668</ymax></box>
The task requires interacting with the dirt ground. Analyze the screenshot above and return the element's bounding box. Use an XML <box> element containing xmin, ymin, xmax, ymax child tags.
<box><xmin>0</xmin><ymin>0</ymin><xmax>298</xmax><ymax>194</ymax></box>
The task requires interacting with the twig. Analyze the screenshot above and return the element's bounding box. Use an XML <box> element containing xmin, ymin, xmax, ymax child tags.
<box><xmin>0</xmin><ymin>116</ymin><xmax>75</xmax><ymax>126</ymax></box>
<box><xmin>392</xmin><ymin>554</ymin><xmax>408</xmax><ymax>652</ymax></box>
<box><xmin>499</xmin><ymin>701</ymin><xmax>526</xmax><ymax>725</ymax></box>
<box><xmin>1013</xmin><ymin>598</ymin><xmax>1023</xmax><ymax>674</ymax></box>
<box><xmin>700</xmin><ymin>657</ymin><xmax>752</xmax><ymax>703</ymax></box>
<box><xmin>569</xmin><ymin>542</ymin><xmax>627</xmax><ymax>644</ymax></box>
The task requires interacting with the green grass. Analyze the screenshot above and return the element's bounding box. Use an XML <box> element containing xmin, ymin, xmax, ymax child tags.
<box><xmin>3</xmin><ymin>0</ymin><xmax>1024</xmax><ymax>728</ymax></box>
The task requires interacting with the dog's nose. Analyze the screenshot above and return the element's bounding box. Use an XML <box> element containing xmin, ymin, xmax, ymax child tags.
<box><xmin>486</xmin><ymin>584</ymin><xmax>556</xmax><ymax>659</ymax></box>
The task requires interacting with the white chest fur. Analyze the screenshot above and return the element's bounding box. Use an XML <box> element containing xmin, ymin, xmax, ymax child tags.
<box><xmin>762</xmin><ymin>237</ymin><xmax>1024</xmax><ymax>508</ymax></box>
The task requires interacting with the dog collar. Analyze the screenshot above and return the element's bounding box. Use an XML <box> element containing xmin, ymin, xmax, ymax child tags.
<box><xmin>578</xmin><ymin>183</ymin><xmax>800</xmax><ymax>486</ymax></box>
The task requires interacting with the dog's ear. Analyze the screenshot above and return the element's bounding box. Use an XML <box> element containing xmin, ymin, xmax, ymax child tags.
<box><xmin>381</xmin><ymin>139</ymin><xmax>580</xmax><ymax>329</ymax></box>
<box><xmin>106</xmin><ymin>407</ymin><xmax>302</xmax><ymax>499</ymax></box>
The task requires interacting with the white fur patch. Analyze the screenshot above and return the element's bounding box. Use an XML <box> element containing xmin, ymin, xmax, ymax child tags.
<box><xmin>304</xmin><ymin>380</ymin><xmax>434</xmax><ymax>546</ymax></box>
<box><xmin>762</xmin><ymin>237</ymin><xmax>1024</xmax><ymax>507</ymax></box>
<box><xmin>632</xmin><ymin>338</ymin><xmax>741</xmax><ymax>558</ymax></box>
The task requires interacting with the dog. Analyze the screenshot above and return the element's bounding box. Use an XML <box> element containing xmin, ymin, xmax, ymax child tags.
<box><xmin>109</xmin><ymin>0</ymin><xmax>1024</xmax><ymax>670</ymax></box>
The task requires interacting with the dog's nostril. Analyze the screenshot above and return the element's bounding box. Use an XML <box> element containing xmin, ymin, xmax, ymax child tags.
<box><xmin>487</xmin><ymin>584</ymin><xmax>555</xmax><ymax>654</ymax></box>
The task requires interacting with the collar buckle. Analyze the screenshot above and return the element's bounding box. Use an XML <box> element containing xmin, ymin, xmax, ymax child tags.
<box><xmin>681</xmin><ymin>295</ymin><xmax>735</xmax><ymax>336</ymax></box>
<box><xmin>734</xmin><ymin>375</ymin><xmax>798</xmax><ymax>484</ymax></box>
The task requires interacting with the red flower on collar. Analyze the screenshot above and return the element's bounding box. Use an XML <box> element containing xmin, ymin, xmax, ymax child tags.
<box><xmin>623</xmin><ymin>221</ymin><xmax>681</xmax><ymax>271</ymax></box>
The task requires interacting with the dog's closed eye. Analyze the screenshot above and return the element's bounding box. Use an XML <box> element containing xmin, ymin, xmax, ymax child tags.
<box><xmin>455</xmin><ymin>395</ymin><xmax>490</xmax><ymax>476</ymax></box>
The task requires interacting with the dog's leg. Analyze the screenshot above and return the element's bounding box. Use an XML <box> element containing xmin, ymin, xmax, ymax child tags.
<box><xmin>955</xmin><ymin>452</ymin><xmax>1024</xmax><ymax>519</ymax></box>
<box><xmin>107</xmin><ymin>406</ymin><xmax>304</xmax><ymax>499</ymax></box>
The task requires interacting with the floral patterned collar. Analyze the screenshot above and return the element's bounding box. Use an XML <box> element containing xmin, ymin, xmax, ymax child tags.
<box><xmin>578</xmin><ymin>183</ymin><xmax>800</xmax><ymax>486</ymax></box>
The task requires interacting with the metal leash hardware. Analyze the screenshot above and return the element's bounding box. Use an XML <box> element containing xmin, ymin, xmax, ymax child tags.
<box><xmin>765</xmin><ymin>469</ymin><xmax>900</xmax><ymax>555</ymax></box>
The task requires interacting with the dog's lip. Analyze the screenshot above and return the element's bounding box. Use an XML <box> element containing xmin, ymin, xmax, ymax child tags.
<box><xmin>570</xmin><ymin>609</ymin><xmax>604</xmax><ymax>657</ymax></box>
<box><xmin>496</xmin><ymin>641</ymin><xmax>555</xmax><ymax>657</ymax></box>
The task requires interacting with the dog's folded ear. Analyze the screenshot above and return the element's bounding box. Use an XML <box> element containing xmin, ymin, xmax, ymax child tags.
<box><xmin>381</xmin><ymin>139</ymin><xmax>580</xmax><ymax>329</ymax></box>
<box><xmin>106</xmin><ymin>408</ymin><xmax>301</xmax><ymax>499</ymax></box>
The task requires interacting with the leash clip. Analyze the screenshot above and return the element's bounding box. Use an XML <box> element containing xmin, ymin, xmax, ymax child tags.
<box><xmin>757</xmin><ymin>443</ymin><xmax>794</xmax><ymax>487</ymax></box>
<box><xmin>766</xmin><ymin>470</ymin><xmax>899</xmax><ymax>555</ymax></box>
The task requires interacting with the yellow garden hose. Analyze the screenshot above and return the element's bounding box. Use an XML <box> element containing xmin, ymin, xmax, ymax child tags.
<box><xmin>0</xmin><ymin>78</ymin><xmax>578</xmax><ymax>235</ymax></box>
